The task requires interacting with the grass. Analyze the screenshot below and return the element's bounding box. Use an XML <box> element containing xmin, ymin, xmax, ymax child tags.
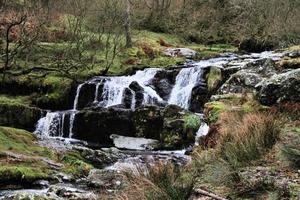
<box><xmin>0</xmin><ymin>126</ymin><xmax>93</xmax><ymax>184</ymax></box>
<box><xmin>217</xmin><ymin>112</ymin><xmax>281</xmax><ymax>168</ymax></box>
<box><xmin>118</xmin><ymin>162</ymin><xmax>194</xmax><ymax>200</ymax></box>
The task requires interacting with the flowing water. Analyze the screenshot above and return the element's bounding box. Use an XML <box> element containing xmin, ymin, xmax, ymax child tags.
<box><xmin>35</xmin><ymin>52</ymin><xmax>283</xmax><ymax>140</ymax></box>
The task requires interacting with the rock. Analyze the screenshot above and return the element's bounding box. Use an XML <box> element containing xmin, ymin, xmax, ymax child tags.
<box><xmin>122</xmin><ymin>88</ymin><xmax>134</xmax><ymax>109</ymax></box>
<box><xmin>72</xmin><ymin>105</ymin><xmax>194</xmax><ymax>149</ymax></box>
<box><xmin>0</xmin><ymin>103</ymin><xmax>42</xmax><ymax>132</ymax></box>
<box><xmin>218</xmin><ymin>59</ymin><xmax>277</xmax><ymax>94</ymax></box>
<box><xmin>48</xmin><ymin>185</ymin><xmax>97</xmax><ymax>200</ymax></box>
<box><xmin>150</xmin><ymin>70</ymin><xmax>179</xmax><ymax>100</ymax></box>
<box><xmin>190</xmin><ymin>82</ymin><xmax>210</xmax><ymax>112</ymax></box>
<box><xmin>132</xmin><ymin>105</ymin><xmax>163</xmax><ymax>139</ymax></box>
<box><xmin>129</xmin><ymin>81</ymin><xmax>145</xmax><ymax>107</ymax></box>
<box><xmin>256</xmin><ymin>68</ymin><xmax>300</xmax><ymax>105</ymax></box>
<box><xmin>110</xmin><ymin>134</ymin><xmax>159</xmax><ymax>150</ymax></box>
<box><xmin>164</xmin><ymin>48</ymin><xmax>198</xmax><ymax>59</ymax></box>
<box><xmin>85</xmin><ymin>169</ymin><xmax>124</xmax><ymax>189</ymax></box>
<box><xmin>286</xmin><ymin>50</ymin><xmax>300</xmax><ymax>58</ymax></box>
<box><xmin>77</xmin><ymin>83</ymin><xmax>96</xmax><ymax>109</ymax></box>
<box><xmin>73</xmin><ymin>107</ymin><xmax>134</xmax><ymax>146</ymax></box>
<box><xmin>239</xmin><ymin>38</ymin><xmax>275</xmax><ymax>53</ymax></box>
<box><xmin>72</xmin><ymin>146</ymin><xmax>124</xmax><ymax>168</ymax></box>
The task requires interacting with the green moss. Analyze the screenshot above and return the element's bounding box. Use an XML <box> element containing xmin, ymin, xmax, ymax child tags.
<box><xmin>0</xmin><ymin>127</ymin><xmax>54</xmax><ymax>158</ymax></box>
<box><xmin>61</xmin><ymin>151</ymin><xmax>92</xmax><ymax>178</ymax></box>
<box><xmin>241</xmin><ymin>100</ymin><xmax>269</xmax><ymax>113</ymax></box>
<box><xmin>207</xmin><ymin>67</ymin><xmax>222</xmax><ymax>91</ymax></box>
<box><xmin>205</xmin><ymin>101</ymin><xmax>229</xmax><ymax>124</ymax></box>
<box><xmin>0</xmin><ymin>164</ymin><xmax>52</xmax><ymax>182</ymax></box>
<box><xmin>184</xmin><ymin>114</ymin><xmax>201</xmax><ymax>132</ymax></box>
<box><xmin>161</xmin><ymin>132</ymin><xmax>181</xmax><ymax>149</ymax></box>
<box><xmin>0</xmin><ymin>95</ymin><xmax>32</xmax><ymax>107</ymax></box>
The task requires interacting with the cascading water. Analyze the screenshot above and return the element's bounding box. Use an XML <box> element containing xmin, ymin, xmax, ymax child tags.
<box><xmin>34</xmin><ymin>52</ymin><xmax>283</xmax><ymax>139</ymax></box>
<box><xmin>98</xmin><ymin>68</ymin><xmax>163</xmax><ymax>107</ymax></box>
<box><xmin>168</xmin><ymin>55</ymin><xmax>237</xmax><ymax>109</ymax></box>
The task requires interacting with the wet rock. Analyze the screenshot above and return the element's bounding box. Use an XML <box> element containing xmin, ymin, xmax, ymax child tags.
<box><xmin>0</xmin><ymin>103</ymin><xmax>42</xmax><ymax>132</ymax></box>
<box><xmin>132</xmin><ymin>105</ymin><xmax>163</xmax><ymax>139</ymax></box>
<box><xmin>122</xmin><ymin>88</ymin><xmax>134</xmax><ymax>109</ymax></box>
<box><xmin>129</xmin><ymin>81</ymin><xmax>145</xmax><ymax>107</ymax></box>
<box><xmin>164</xmin><ymin>48</ymin><xmax>199</xmax><ymax>59</ymax></box>
<box><xmin>73</xmin><ymin>107</ymin><xmax>134</xmax><ymax>146</ymax></box>
<box><xmin>190</xmin><ymin>83</ymin><xmax>211</xmax><ymax>112</ymax></box>
<box><xmin>73</xmin><ymin>146</ymin><xmax>124</xmax><ymax>168</ymax></box>
<box><xmin>256</xmin><ymin>68</ymin><xmax>300</xmax><ymax>105</ymax></box>
<box><xmin>77</xmin><ymin>83</ymin><xmax>96</xmax><ymax>109</ymax></box>
<box><xmin>48</xmin><ymin>185</ymin><xmax>97</xmax><ymax>200</ymax></box>
<box><xmin>150</xmin><ymin>70</ymin><xmax>179</xmax><ymax>100</ymax></box>
<box><xmin>85</xmin><ymin>169</ymin><xmax>124</xmax><ymax>189</ymax></box>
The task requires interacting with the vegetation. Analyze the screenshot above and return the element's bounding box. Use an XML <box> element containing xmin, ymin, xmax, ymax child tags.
<box><xmin>119</xmin><ymin>162</ymin><xmax>194</xmax><ymax>200</ymax></box>
<box><xmin>0</xmin><ymin>126</ymin><xmax>93</xmax><ymax>184</ymax></box>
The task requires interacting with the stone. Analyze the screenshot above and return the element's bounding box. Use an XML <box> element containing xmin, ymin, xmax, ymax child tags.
<box><xmin>256</xmin><ymin>68</ymin><xmax>300</xmax><ymax>105</ymax></box>
<box><xmin>218</xmin><ymin>59</ymin><xmax>277</xmax><ymax>94</ymax></box>
<box><xmin>164</xmin><ymin>48</ymin><xmax>198</xmax><ymax>59</ymax></box>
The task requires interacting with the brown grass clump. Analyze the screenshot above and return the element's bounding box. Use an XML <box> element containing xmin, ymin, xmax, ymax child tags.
<box><xmin>117</xmin><ymin>162</ymin><xmax>194</xmax><ymax>200</ymax></box>
<box><xmin>217</xmin><ymin>112</ymin><xmax>282</xmax><ymax>167</ymax></box>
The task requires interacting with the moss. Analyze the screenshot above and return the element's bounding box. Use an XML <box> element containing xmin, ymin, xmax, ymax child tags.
<box><xmin>160</xmin><ymin>132</ymin><xmax>181</xmax><ymax>149</ymax></box>
<box><xmin>184</xmin><ymin>114</ymin><xmax>201</xmax><ymax>132</ymax></box>
<box><xmin>205</xmin><ymin>101</ymin><xmax>229</xmax><ymax>124</ymax></box>
<box><xmin>61</xmin><ymin>151</ymin><xmax>92</xmax><ymax>178</ymax></box>
<box><xmin>207</xmin><ymin>67</ymin><xmax>222</xmax><ymax>91</ymax></box>
<box><xmin>241</xmin><ymin>100</ymin><xmax>269</xmax><ymax>113</ymax></box>
<box><xmin>0</xmin><ymin>164</ymin><xmax>52</xmax><ymax>182</ymax></box>
<box><xmin>0</xmin><ymin>95</ymin><xmax>32</xmax><ymax>107</ymax></box>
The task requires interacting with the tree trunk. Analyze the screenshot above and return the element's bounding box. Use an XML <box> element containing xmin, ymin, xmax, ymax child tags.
<box><xmin>125</xmin><ymin>0</ymin><xmax>132</xmax><ymax>48</ymax></box>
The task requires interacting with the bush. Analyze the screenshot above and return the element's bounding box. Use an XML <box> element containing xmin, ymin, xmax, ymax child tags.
<box><xmin>217</xmin><ymin>112</ymin><xmax>281</xmax><ymax>167</ymax></box>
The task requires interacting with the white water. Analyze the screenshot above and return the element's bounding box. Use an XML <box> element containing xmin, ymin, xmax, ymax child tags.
<box><xmin>34</xmin><ymin>52</ymin><xmax>284</xmax><ymax>139</ymax></box>
<box><xmin>99</xmin><ymin>68</ymin><xmax>163</xmax><ymax>107</ymax></box>
<box><xmin>168</xmin><ymin>55</ymin><xmax>237</xmax><ymax>109</ymax></box>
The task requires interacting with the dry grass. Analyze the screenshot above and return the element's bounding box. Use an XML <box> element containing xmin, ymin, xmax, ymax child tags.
<box><xmin>117</xmin><ymin>162</ymin><xmax>194</xmax><ymax>200</ymax></box>
<box><xmin>217</xmin><ymin>112</ymin><xmax>282</xmax><ymax>167</ymax></box>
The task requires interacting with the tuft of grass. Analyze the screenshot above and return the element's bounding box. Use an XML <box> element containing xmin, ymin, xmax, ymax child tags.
<box><xmin>217</xmin><ymin>112</ymin><xmax>282</xmax><ymax>168</ymax></box>
<box><xmin>119</xmin><ymin>162</ymin><xmax>194</xmax><ymax>200</ymax></box>
<box><xmin>206</xmin><ymin>66</ymin><xmax>222</xmax><ymax>92</ymax></box>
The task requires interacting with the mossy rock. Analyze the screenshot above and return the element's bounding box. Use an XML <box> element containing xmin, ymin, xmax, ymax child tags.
<box><xmin>206</xmin><ymin>66</ymin><xmax>223</xmax><ymax>92</ymax></box>
<box><xmin>0</xmin><ymin>102</ymin><xmax>42</xmax><ymax>131</ymax></box>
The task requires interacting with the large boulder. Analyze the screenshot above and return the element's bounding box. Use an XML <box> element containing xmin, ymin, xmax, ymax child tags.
<box><xmin>72</xmin><ymin>105</ymin><xmax>198</xmax><ymax>149</ymax></box>
<box><xmin>73</xmin><ymin>107</ymin><xmax>134</xmax><ymax>146</ymax></box>
<box><xmin>0</xmin><ymin>103</ymin><xmax>41</xmax><ymax>131</ymax></box>
<box><xmin>256</xmin><ymin>68</ymin><xmax>300</xmax><ymax>105</ymax></box>
<box><xmin>218</xmin><ymin>59</ymin><xmax>277</xmax><ymax>94</ymax></box>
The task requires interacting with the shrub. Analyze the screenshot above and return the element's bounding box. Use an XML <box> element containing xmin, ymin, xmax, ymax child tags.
<box><xmin>217</xmin><ymin>112</ymin><xmax>281</xmax><ymax>167</ymax></box>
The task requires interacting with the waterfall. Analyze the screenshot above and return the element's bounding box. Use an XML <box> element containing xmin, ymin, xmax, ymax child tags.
<box><xmin>35</xmin><ymin>112</ymin><xmax>64</xmax><ymax>137</ymax></box>
<box><xmin>99</xmin><ymin>68</ymin><xmax>163</xmax><ymax>107</ymax></box>
<box><xmin>168</xmin><ymin>56</ymin><xmax>237</xmax><ymax>109</ymax></box>
<box><xmin>34</xmin><ymin>52</ymin><xmax>283</xmax><ymax>140</ymax></box>
<box><xmin>168</xmin><ymin>67</ymin><xmax>203</xmax><ymax>109</ymax></box>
